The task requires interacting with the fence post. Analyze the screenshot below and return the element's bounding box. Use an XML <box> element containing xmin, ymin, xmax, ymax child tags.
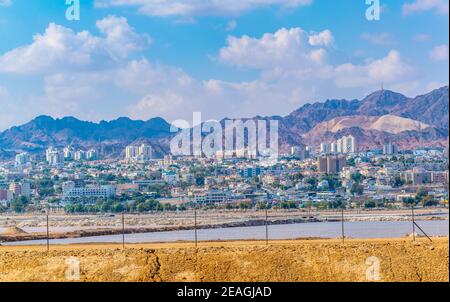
<box><xmin>341</xmin><ymin>206</ymin><xmax>345</xmax><ymax>244</ymax></box>
<box><xmin>265</xmin><ymin>209</ymin><xmax>269</xmax><ymax>246</ymax></box>
<box><xmin>411</xmin><ymin>205</ymin><xmax>416</xmax><ymax>242</ymax></box>
<box><xmin>46</xmin><ymin>213</ymin><xmax>50</xmax><ymax>252</ymax></box>
<box><xmin>194</xmin><ymin>208</ymin><xmax>198</xmax><ymax>248</ymax></box>
<box><xmin>122</xmin><ymin>212</ymin><xmax>125</xmax><ymax>249</ymax></box>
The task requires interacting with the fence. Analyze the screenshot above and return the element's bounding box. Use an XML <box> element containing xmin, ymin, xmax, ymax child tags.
<box><xmin>0</xmin><ymin>207</ymin><xmax>447</xmax><ymax>249</ymax></box>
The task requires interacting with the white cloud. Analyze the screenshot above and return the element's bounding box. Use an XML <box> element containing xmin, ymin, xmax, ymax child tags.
<box><xmin>413</xmin><ymin>33</ymin><xmax>432</xmax><ymax>42</ymax></box>
<box><xmin>226</xmin><ymin>20</ymin><xmax>237</xmax><ymax>31</ymax></box>
<box><xmin>362</xmin><ymin>32</ymin><xmax>395</xmax><ymax>45</ymax></box>
<box><xmin>129</xmin><ymin>92</ymin><xmax>184</xmax><ymax>119</ymax></box>
<box><xmin>427</xmin><ymin>81</ymin><xmax>447</xmax><ymax>91</ymax></box>
<box><xmin>430</xmin><ymin>44</ymin><xmax>449</xmax><ymax>61</ymax></box>
<box><xmin>334</xmin><ymin>50</ymin><xmax>415</xmax><ymax>88</ymax></box>
<box><xmin>308</xmin><ymin>30</ymin><xmax>334</xmax><ymax>46</ymax></box>
<box><xmin>94</xmin><ymin>0</ymin><xmax>313</xmax><ymax>17</ymax></box>
<box><xmin>219</xmin><ymin>28</ymin><xmax>332</xmax><ymax>70</ymax></box>
<box><xmin>0</xmin><ymin>0</ymin><xmax>12</xmax><ymax>7</ymax></box>
<box><xmin>403</xmin><ymin>0</ymin><xmax>449</xmax><ymax>15</ymax></box>
<box><xmin>0</xmin><ymin>16</ymin><xmax>149</xmax><ymax>75</ymax></box>
<box><xmin>0</xmin><ymin>22</ymin><xmax>425</xmax><ymax>129</ymax></box>
<box><xmin>219</xmin><ymin>28</ymin><xmax>413</xmax><ymax>87</ymax></box>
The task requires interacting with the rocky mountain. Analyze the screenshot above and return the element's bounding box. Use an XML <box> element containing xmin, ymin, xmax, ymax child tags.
<box><xmin>0</xmin><ymin>86</ymin><xmax>448</xmax><ymax>159</ymax></box>
<box><xmin>281</xmin><ymin>86</ymin><xmax>449</xmax><ymax>133</ymax></box>
<box><xmin>279</xmin><ymin>86</ymin><xmax>449</xmax><ymax>150</ymax></box>
<box><xmin>0</xmin><ymin>116</ymin><xmax>174</xmax><ymax>158</ymax></box>
<box><xmin>391</xmin><ymin>86</ymin><xmax>449</xmax><ymax>129</ymax></box>
<box><xmin>357</xmin><ymin>90</ymin><xmax>409</xmax><ymax>116</ymax></box>
<box><xmin>306</xmin><ymin>115</ymin><xmax>431</xmax><ymax>135</ymax></box>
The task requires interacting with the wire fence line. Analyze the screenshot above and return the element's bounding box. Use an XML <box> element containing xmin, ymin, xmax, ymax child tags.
<box><xmin>0</xmin><ymin>207</ymin><xmax>447</xmax><ymax>249</ymax></box>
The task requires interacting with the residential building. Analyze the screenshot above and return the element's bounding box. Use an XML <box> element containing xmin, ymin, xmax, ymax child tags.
<box><xmin>191</xmin><ymin>190</ymin><xmax>229</xmax><ymax>204</ymax></box>
<box><xmin>291</xmin><ymin>145</ymin><xmax>307</xmax><ymax>160</ymax></box>
<box><xmin>318</xmin><ymin>156</ymin><xmax>347</xmax><ymax>174</ymax></box>
<box><xmin>320</xmin><ymin>143</ymin><xmax>330</xmax><ymax>154</ymax></box>
<box><xmin>15</xmin><ymin>152</ymin><xmax>30</xmax><ymax>166</ymax></box>
<box><xmin>383</xmin><ymin>143</ymin><xmax>398</xmax><ymax>155</ymax></box>
<box><xmin>125</xmin><ymin>144</ymin><xmax>153</xmax><ymax>161</ymax></box>
<box><xmin>241</xmin><ymin>166</ymin><xmax>261</xmax><ymax>179</ymax></box>
<box><xmin>62</xmin><ymin>184</ymin><xmax>116</xmax><ymax>204</ymax></box>
<box><xmin>162</xmin><ymin>171</ymin><xmax>180</xmax><ymax>184</ymax></box>
<box><xmin>46</xmin><ymin>147</ymin><xmax>64</xmax><ymax>166</ymax></box>
<box><xmin>74</xmin><ymin>150</ymin><xmax>86</xmax><ymax>161</ymax></box>
<box><xmin>86</xmin><ymin>149</ymin><xmax>98</xmax><ymax>160</ymax></box>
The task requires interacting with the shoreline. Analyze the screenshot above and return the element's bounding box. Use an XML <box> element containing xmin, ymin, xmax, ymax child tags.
<box><xmin>1</xmin><ymin>214</ymin><xmax>448</xmax><ymax>243</ymax></box>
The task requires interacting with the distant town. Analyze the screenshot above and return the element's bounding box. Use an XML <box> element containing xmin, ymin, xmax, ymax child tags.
<box><xmin>0</xmin><ymin>134</ymin><xmax>448</xmax><ymax>214</ymax></box>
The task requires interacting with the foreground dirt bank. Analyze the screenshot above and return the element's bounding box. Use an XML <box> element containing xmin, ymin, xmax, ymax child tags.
<box><xmin>0</xmin><ymin>238</ymin><xmax>448</xmax><ymax>282</ymax></box>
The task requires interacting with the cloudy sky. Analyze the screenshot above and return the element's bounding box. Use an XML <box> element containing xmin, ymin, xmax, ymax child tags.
<box><xmin>0</xmin><ymin>0</ymin><xmax>448</xmax><ymax>130</ymax></box>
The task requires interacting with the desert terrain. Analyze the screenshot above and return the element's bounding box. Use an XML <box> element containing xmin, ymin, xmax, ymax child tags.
<box><xmin>0</xmin><ymin>237</ymin><xmax>448</xmax><ymax>282</ymax></box>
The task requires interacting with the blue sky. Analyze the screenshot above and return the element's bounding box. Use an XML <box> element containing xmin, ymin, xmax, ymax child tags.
<box><xmin>0</xmin><ymin>0</ymin><xmax>448</xmax><ymax>130</ymax></box>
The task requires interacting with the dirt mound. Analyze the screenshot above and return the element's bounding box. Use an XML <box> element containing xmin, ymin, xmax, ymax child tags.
<box><xmin>2</xmin><ymin>227</ymin><xmax>28</xmax><ymax>235</ymax></box>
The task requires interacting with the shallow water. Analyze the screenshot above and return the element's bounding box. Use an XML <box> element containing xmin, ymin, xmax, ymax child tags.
<box><xmin>4</xmin><ymin>220</ymin><xmax>449</xmax><ymax>246</ymax></box>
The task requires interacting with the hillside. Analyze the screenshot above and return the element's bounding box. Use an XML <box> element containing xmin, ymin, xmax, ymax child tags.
<box><xmin>0</xmin><ymin>86</ymin><xmax>448</xmax><ymax>159</ymax></box>
<box><xmin>307</xmin><ymin>115</ymin><xmax>431</xmax><ymax>135</ymax></box>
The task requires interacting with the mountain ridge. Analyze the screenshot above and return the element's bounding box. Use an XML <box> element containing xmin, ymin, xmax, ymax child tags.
<box><xmin>0</xmin><ymin>86</ymin><xmax>448</xmax><ymax>159</ymax></box>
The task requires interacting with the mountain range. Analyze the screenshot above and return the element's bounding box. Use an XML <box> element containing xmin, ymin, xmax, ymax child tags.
<box><xmin>0</xmin><ymin>86</ymin><xmax>448</xmax><ymax>159</ymax></box>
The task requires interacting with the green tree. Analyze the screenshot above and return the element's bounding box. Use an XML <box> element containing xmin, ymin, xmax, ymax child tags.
<box><xmin>11</xmin><ymin>196</ymin><xmax>29</xmax><ymax>213</ymax></box>
<box><xmin>350</xmin><ymin>183</ymin><xmax>364</xmax><ymax>196</ymax></box>
<box><xmin>403</xmin><ymin>197</ymin><xmax>418</xmax><ymax>207</ymax></box>
<box><xmin>305</xmin><ymin>177</ymin><xmax>318</xmax><ymax>190</ymax></box>
<box><xmin>421</xmin><ymin>195</ymin><xmax>438</xmax><ymax>207</ymax></box>
<box><xmin>350</xmin><ymin>172</ymin><xmax>363</xmax><ymax>183</ymax></box>
<box><xmin>347</xmin><ymin>158</ymin><xmax>356</xmax><ymax>167</ymax></box>
<box><xmin>393</xmin><ymin>176</ymin><xmax>404</xmax><ymax>188</ymax></box>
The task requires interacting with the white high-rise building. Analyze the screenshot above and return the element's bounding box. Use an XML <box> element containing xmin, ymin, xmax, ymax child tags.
<box><xmin>331</xmin><ymin>142</ymin><xmax>337</xmax><ymax>153</ymax></box>
<box><xmin>63</xmin><ymin>146</ymin><xmax>74</xmax><ymax>159</ymax></box>
<box><xmin>74</xmin><ymin>150</ymin><xmax>86</xmax><ymax>161</ymax></box>
<box><xmin>125</xmin><ymin>146</ymin><xmax>139</xmax><ymax>160</ymax></box>
<box><xmin>332</xmin><ymin>135</ymin><xmax>357</xmax><ymax>154</ymax></box>
<box><xmin>86</xmin><ymin>149</ymin><xmax>98</xmax><ymax>160</ymax></box>
<box><xmin>46</xmin><ymin>147</ymin><xmax>64</xmax><ymax>166</ymax></box>
<box><xmin>15</xmin><ymin>152</ymin><xmax>30</xmax><ymax>166</ymax></box>
<box><xmin>138</xmin><ymin>144</ymin><xmax>153</xmax><ymax>161</ymax></box>
<box><xmin>343</xmin><ymin>135</ymin><xmax>357</xmax><ymax>154</ymax></box>
<box><xmin>320</xmin><ymin>143</ymin><xmax>330</xmax><ymax>154</ymax></box>
<box><xmin>383</xmin><ymin>143</ymin><xmax>397</xmax><ymax>155</ymax></box>
<box><xmin>125</xmin><ymin>144</ymin><xmax>153</xmax><ymax>161</ymax></box>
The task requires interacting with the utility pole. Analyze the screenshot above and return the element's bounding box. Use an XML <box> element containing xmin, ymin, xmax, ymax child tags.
<box><xmin>341</xmin><ymin>205</ymin><xmax>345</xmax><ymax>244</ymax></box>
<box><xmin>411</xmin><ymin>205</ymin><xmax>416</xmax><ymax>242</ymax></box>
<box><xmin>194</xmin><ymin>208</ymin><xmax>198</xmax><ymax>248</ymax></box>
<box><xmin>122</xmin><ymin>212</ymin><xmax>125</xmax><ymax>249</ymax></box>
<box><xmin>265</xmin><ymin>209</ymin><xmax>269</xmax><ymax>246</ymax></box>
<box><xmin>46</xmin><ymin>213</ymin><xmax>50</xmax><ymax>252</ymax></box>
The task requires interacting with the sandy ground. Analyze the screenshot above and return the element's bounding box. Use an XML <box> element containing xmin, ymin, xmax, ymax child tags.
<box><xmin>0</xmin><ymin>237</ymin><xmax>448</xmax><ymax>282</ymax></box>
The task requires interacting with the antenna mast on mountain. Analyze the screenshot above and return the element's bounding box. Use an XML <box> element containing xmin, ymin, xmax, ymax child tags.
<box><xmin>381</xmin><ymin>81</ymin><xmax>384</xmax><ymax>91</ymax></box>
